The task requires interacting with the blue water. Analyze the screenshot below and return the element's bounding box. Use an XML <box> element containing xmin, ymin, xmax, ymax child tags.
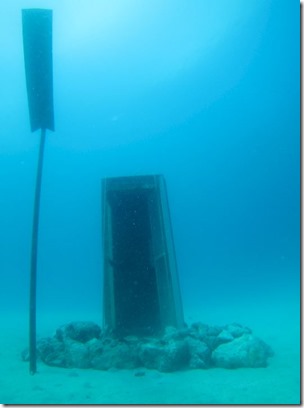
<box><xmin>0</xmin><ymin>0</ymin><xmax>300</xmax><ymax>404</ymax></box>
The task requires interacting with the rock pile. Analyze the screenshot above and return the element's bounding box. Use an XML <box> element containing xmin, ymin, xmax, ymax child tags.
<box><xmin>22</xmin><ymin>321</ymin><xmax>274</xmax><ymax>372</ymax></box>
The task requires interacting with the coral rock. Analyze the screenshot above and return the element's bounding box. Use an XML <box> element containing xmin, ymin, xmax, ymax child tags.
<box><xmin>212</xmin><ymin>334</ymin><xmax>273</xmax><ymax>368</ymax></box>
<box><xmin>187</xmin><ymin>338</ymin><xmax>211</xmax><ymax>369</ymax></box>
<box><xmin>21</xmin><ymin>321</ymin><xmax>274</xmax><ymax>372</ymax></box>
<box><xmin>56</xmin><ymin>321</ymin><xmax>101</xmax><ymax>343</ymax></box>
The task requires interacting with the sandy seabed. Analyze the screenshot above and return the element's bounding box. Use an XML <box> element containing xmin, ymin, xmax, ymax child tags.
<box><xmin>0</xmin><ymin>297</ymin><xmax>300</xmax><ymax>405</ymax></box>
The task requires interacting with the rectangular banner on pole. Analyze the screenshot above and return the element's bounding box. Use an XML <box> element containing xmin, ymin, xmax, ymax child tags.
<box><xmin>22</xmin><ymin>9</ymin><xmax>54</xmax><ymax>132</ymax></box>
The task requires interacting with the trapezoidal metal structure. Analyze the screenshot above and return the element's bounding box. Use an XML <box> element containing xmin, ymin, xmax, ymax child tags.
<box><xmin>102</xmin><ymin>175</ymin><xmax>184</xmax><ymax>337</ymax></box>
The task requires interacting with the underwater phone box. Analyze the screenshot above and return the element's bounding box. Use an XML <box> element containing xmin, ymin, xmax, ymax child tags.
<box><xmin>102</xmin><ymin>174</ymin><xmax>185</xmax><ymax>337</ymax></box>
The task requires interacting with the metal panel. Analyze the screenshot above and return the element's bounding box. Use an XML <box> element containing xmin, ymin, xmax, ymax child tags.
<box><xmin>102</xmin><ymin>179</ymin><xmax>116</xmax><ymax>330</ymax></box>
<box><xmin>156</xmin><ymin>175</ymin><xmax>184</xmax><ymax>329</ymax></box>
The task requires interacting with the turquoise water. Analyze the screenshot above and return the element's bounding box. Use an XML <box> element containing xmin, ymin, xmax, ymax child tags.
<box><xmin>0</xmin><ymin>0</ymin><xmax>300</xmax><ymax>404</ymax></box>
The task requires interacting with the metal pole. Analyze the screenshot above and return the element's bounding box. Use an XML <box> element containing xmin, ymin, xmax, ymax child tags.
<box><xmin>29</xmin><ymin>128</ymin><xmax>46</xmax><ymax>375</ymax></box>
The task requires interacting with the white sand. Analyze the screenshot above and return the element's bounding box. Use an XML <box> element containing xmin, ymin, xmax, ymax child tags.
<box><xmin>0</xmin><ymin>297</ymin><xmax>300</xmax><ymax>405</ymax></box>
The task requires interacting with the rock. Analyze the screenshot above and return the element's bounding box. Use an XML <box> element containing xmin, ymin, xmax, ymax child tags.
<box><xmin>213</xmin><ymin>329</ymin><xmax>234</xmax><ymax>348</ymax></box>
<box><xmin>65</xmin><ymin>340</ymin><xmax>90</xmax><ymax>368</ymax></box>
<box><xmin>203</xmin><ymin>335</ymin><xmax>218</xmax><ymax>351</ymax></box>
<box><xmin>207</xmin><ymin>325</ymin><xmax>223</xmax><ymax>337</ymax></box>
<box><xmin>112</xmin><ymin>342</ymin><xmax>140</xmax><ymax>369</ymax></box>
<box><xmin>163</xmin><ymin>326</ymin><xmax>179</xmax><ymax>341</ymax></box>
<box><xmin>138</xmin><ymin>342</ymin><xmax>162</xmax><ymax>370</ymax></box>
<box><xmin>212</xmin><ymin>334</ymin><xmax>273</xmax><ymax>368</ymax></box>
<box><xmin>163</xmin><ymin>326</ymin><xmax>190</xmax><ymax>341</ymax></box>
<box><xmin>139</xmin><ymin>339</ymin><xmax>189</xmax><ymax>372</ymax></box>
<box><xmin>187</xmin><ymin>338</ymin><xmax>211</xmax><ymax>369</ymax></box>
<box><xmin>217</xmin><ymin>329</ymin><xmax>234</xmax><ymax>342</ymax></box>
<box><xmin>56</xmin><ymin>321</ymin><xmax>101</xmax><ymax>343</ymax></box>
<box><xmin>24</xmin><ymin>320</ymin><xmax>273</xmax><ymax>372</ymax></box>
<box><xmin>87</xmin><ymin>338</ymin><xmax>103</xmax><ymax>358</ymax></box>
<box><xmin>189</xmin><ymin>324</ymin><xmax>225</xmax><ymax>350</ymax></box>
<box><xmin>159</xmin><ymin>339</ymin><xmax>189</xmax><ymax>372</ymax></box>
<box><xmin>189</xmin><ymin>322</ymin><xmax>209</xmax><ymax>340</ymax></box>
<box><xmin>91</xmin><ymin>342</ymin><xmax>139</xmax><ymax>370</ymax></box>
<box><xmin>225</xmin><ymin>323</ymin><xmax>252</xmax><ymax>338</ymax></box>
<box><xmin>37</xmin><ymin>337</ymin><xmax>67</xmax><ymax>367</ymax></box>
